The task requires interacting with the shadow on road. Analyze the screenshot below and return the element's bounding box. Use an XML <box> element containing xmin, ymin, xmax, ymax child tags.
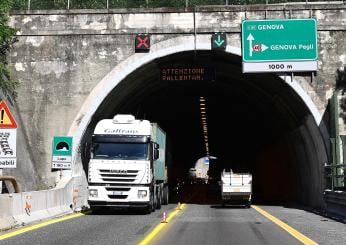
<box><xmin>210</xmin><ymin>204</ymin><xmax>250</xmax><ymax>209</ymax></box>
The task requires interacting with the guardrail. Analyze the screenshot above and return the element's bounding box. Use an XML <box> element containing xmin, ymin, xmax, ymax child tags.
<box><xmin>324</xmin><ymin>189</ymin><xmax>346</xmax><ymax>220</ymax></box>
<box><xmin>324</xmin><ymin>163</ymin><xmax>345</xmax><ymax>191</ymax></box>
<box><xmin>11</xmin><ymin>0</ymin><xmax>345</xmax><ymax>11</ymax></box>
<box><xmin>322</xmin><ymin>164</ymin><xmax>345</xmax><ymax>220</ymax></box>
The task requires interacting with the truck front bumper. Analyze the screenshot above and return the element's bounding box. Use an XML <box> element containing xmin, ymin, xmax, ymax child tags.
<box><xmin>88</xmin><ymin>200</ymin><xmax>149</xmax><ymax>209</ymax></box>
<box><xmin>88</xmin><ymin>185</ymin><xmax>150</xmax><ymax>207</ymax></box>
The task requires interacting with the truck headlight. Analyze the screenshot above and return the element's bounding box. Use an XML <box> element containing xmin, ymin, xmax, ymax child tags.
<box><xmin>138</xmin><ymin>190</ymin><xmax>147</xmax><ymax>198</ymax></box>
<box><xmin>89</xmin><ymin>189</ymin><xmax>98</xmax><ymax>198</ymax></box>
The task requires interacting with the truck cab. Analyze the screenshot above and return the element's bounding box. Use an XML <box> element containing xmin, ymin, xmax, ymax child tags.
<box><xmin>87</xmin><ymin>114</ymin><xmax>168</xmax><ymax>213</ymax></box>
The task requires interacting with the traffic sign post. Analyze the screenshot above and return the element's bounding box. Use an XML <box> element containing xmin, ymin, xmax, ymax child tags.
<box><xmin>211</xmin><ymin>32</ymin><xmax>227</xmax><ymax>50</ymax></box>
<box><xmin>242</xmin><ymin>19</ymin><xmax>318</xmax><ymax>73</ymax></box>
<box><xmin>52</xmin><ymin>136</ymin><xmax>73</xmax><ymax>169</ymax></box>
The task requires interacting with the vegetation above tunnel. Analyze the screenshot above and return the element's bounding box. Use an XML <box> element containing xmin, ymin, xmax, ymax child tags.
<box><xmin>10</xmin><ymin>0</ymin><xmax>323</xmax><ymax>11</ymax></box>
<box><xmin>0</xmin><ymin>0</ymin><xmax>19</xmax><ymax>99</ymax></box>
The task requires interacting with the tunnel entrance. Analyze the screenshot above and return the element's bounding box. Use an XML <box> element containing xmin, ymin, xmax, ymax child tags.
<box><xmin>79</xmin><ymin>48</ymin><xmax>327</xmax><ymax>208</ymax></box>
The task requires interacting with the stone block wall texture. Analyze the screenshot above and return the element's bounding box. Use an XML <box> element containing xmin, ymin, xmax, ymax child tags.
<box><xmin>3</xmin><ymin>4</ymin><xmax>346</xmax><ymax>190</ymax></box>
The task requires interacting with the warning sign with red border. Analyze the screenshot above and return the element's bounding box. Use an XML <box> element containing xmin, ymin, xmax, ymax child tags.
<box><xmin>0</xmin><ymin>100</ymin><xmax>18</xmax><ymax>129</ymax></box>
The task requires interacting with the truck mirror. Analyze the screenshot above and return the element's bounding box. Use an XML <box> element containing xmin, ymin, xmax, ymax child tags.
<box><xmin>154</xmin><ymin>143</ymin><xmax>159</xmax><ymax>149</ymax></box>
<box><xmin>154</xmin><ymin>149</ymin><xmax>159</xmax><ymax>160</ymax></box>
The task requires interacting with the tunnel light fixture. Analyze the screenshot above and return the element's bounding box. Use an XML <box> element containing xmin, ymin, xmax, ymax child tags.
<box><xmin>199</xmin><ymin>96</ymin><xmax>211</xmax><ymax>158</ymax></box>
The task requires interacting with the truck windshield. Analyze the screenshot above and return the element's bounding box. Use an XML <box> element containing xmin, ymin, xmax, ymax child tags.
<box><xmin>92</xmin><ymin>143</ymin><xmax>149</xmax><ymax>160</ymax></box>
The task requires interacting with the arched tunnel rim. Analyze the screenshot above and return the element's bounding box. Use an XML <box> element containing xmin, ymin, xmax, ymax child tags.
<box><xmin>67</xmin><ymin>35</ymin><xmax>325</xmax><ymax>176</ymax></box>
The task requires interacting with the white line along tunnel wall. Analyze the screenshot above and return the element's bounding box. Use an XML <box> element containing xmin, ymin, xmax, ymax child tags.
<box><xmin>68</xmin><ymin>36</ymin><xmax>328</xmax><ymax>209</ymax></box>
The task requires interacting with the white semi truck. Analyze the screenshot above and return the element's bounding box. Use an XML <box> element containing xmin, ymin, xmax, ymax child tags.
<box><xmin>87</xmin><ymin>114</ymin><xmax>169</xmax><ymax>213</ymax></box>
<box><xmin>221</xmin><ymin>169</ymin><xmax>252</xmax><ymax>207</ymax></box>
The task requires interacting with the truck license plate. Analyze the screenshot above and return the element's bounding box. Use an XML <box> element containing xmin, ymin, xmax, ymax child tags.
<box><xmin>112</xmin><ymin>191</ymin><xmax>123</xmax><ymax>195</ymax></box>
<box><xmin>233</xmin><ymin>188</ymin><xmax>240</xmax><ymax>192</ymax></box>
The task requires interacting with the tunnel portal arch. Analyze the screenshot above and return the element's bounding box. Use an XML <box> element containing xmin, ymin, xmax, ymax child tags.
<box><xmin>68</xmin><ymin>36</ymin><xmax>328</xmax><ymax>208</ymax></box>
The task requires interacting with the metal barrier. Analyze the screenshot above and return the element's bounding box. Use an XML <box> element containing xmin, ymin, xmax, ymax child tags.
<box><xmin>11</xmin><ymin>0</ymin><xmax>345</xmax><ymax>11</ymax></box>
<box><xmin>324</xmin><ymin>163</ymin><xmax>346</xmax><ymax>191</ymax></box>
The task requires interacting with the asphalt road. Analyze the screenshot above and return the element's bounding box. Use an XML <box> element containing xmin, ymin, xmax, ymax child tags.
<box><xmin>1</xmin><ymin>182</ymin><xmax>346</xmax><ymax>245</ymax></box>
<box><xmin>150</xmin><ymin>204</ymin><xmax>302</xmax><ymax>245</ymax></box>
<box><xmin>1</xmin><ymin>203</ymin><xmax>346</xmax><ymax>245</ymax></box>
<box><xmin>0</xmin><ymin>204</ymin><xmax>177</xmax><ymax>245</ymax></box>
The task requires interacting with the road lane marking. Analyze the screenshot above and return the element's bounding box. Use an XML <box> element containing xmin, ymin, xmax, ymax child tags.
<box><xmin>0</xmin><ymin>212</ymin><xmax>88</xmax><ymax>241</ymax></box>
<box><xmin>252</xmin><ymin>205</ymin><xmax>318</xmax><ymax>245</ymax></box>
<box><xmin>137</xmin><ymin>203</ymin><xmax>186</xmax><ymax>245</ymax></box>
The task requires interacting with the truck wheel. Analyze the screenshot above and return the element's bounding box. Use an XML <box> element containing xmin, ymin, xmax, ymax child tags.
<box><xmin>156</xmin><ymin>194</ymin><xmax>162</xmax><ymax>210</ymax></box>
<box><xmin>90</xmin><ymin>206</ymin><xmax>101</xmax><ymax>214</ymax></box>
<box><xmin>163</xmin><ymin>186</ymin><xmax>169</xmax><ymax>205</ymax></box>
<box><xmin>155</xmin><ymin>186</ymin><xmax>162</xmax><ymax>210</ymax></box>
<box><xmin>145</xmin><ymin>192</ymin><xmax>154</xmax><ymax>214</ymax></box>
<box><xmin>144</xmin><ymin>204</ymin><xmax>152</xmax><ymax>214</ymax></box>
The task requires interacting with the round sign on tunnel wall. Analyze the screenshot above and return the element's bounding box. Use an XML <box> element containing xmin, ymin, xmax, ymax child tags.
<box><xmin>52</xmin><ymin>136</ymin><xmax>72</xmax><ymax>169</ymax></box>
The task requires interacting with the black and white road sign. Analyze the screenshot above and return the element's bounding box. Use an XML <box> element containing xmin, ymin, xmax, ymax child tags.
<box><xmin>0</xmin><ymin>129</ymin><xmax>17</xmax><ymax>168</ymax></box>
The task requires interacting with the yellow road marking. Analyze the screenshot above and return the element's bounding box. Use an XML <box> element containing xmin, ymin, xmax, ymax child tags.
<box><xmin>137</xmin><ymin>204</ymin><xmax>186</xmax><ymax>245</ymax></box>
<box><xmin>0</xmin><ymin>212</ymin><xmax>87</xmax><ymax>241</ymax></box>
<box><xmin>252</xmin><ymin>205</ymin><xmax>318</xmax><ymax>245</ymax></box>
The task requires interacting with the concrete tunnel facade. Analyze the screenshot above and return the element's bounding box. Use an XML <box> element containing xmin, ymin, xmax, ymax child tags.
<box><xmin>68</xmin><ymin>36</ymin><xmax>328</xmax><ymax>209</ymax></box>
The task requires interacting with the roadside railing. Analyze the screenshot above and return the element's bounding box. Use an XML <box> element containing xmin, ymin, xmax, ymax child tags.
<box><xmin>11</xmin><ymin>0</ymin><xmax>345</xmax><ymax>11</ymax></box>
<box><xmin>324</xmin><ymin>163</ymin><xmax>346</xmax><ymax>191</ymax></box>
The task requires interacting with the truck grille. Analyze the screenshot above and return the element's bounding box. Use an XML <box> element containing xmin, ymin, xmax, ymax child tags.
<box><xmin>98</xmin><ymin>169</ymin><xmax>139</xmax><ymax>183</ymax></box>
<box><xmin>102</xmin><ymin>178</ymin><xmax>134</xmax><ymax>182</ymax></box>
<box><xmin>108</xmin><ymin>195</ymin><xmax>128</xmax><ymax>199</ymax></box>
<box><xmin>105</xmin><ymin>187</ymin><xmax>131</xmax><ymax>192</ymax></box>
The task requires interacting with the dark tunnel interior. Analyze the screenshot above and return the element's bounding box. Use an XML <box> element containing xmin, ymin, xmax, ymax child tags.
<box><xmin>82</xmin><ymin>50</ymin><xmax>326</xmax><ymax>206</ymax></box>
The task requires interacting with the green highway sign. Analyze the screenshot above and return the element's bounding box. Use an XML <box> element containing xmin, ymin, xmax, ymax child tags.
<box><xmin>211</xmin><ymin>32</ymin><xmax>227</xmax><ymax>50</ymax></box>
<box><xmin>52</xmin><ymin>136</ymin><xmax>72</xmax><ymax>169</ymax></box>
<box><xmin>242</xmin><ymin>19</ymin><xmax>318</xmax><ymax>73</ymax></box>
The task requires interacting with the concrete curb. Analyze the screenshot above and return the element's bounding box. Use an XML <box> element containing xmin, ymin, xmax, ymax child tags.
<box><xmin>0</xmin><ymin>175</ymin><xmax>88</xmax><ymax>232</ymax></box>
